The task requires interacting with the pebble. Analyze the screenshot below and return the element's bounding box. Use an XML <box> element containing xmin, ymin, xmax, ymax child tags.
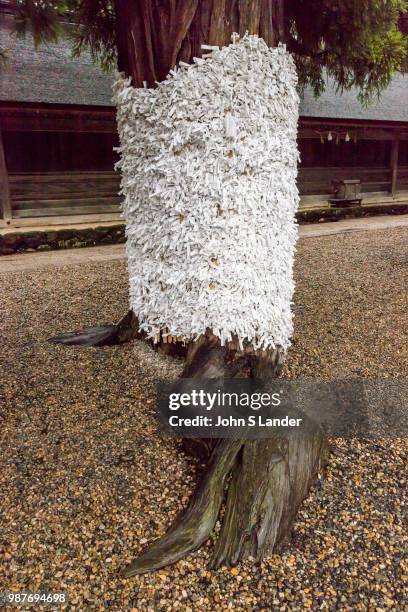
<box><xmin>0</xmin><ymin>228</ymin><xmax>407</xmax><ymax>609</ymax></box>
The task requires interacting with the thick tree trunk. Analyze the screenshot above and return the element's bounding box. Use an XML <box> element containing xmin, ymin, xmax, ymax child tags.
<box><xmin>113</xmin><ymin>0</ymin><xmax>282</xmax><ymax>87</ymax></box>
<box><xmin>50</xmin><ymin>0</ymin><xmax>329</xmax><ymax>577</ymax></box>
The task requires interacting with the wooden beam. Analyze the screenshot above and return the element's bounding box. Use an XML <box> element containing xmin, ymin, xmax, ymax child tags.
<box><xmin>301</xmin><ymin>116</ymin><xmax>408</xmax><ymax>130</ymax></box>
<box><xmin>298</xmin><ymin>126</ymin><xmax>395</xmax><ymax>141</ymax></box>
<box><xmin>0</xmin><ymin>128</ymin><xmax>12</xmax><ymax>222</ymax></box>
<box><xmin>12</xmin><ymin>204</ymin><xmax>121</xmax><ymax>219</ymax></box>
<box><xmin>390</xmin><ymin>131</ymin><xmax>400</xmax><ymax>197</ymax></box>
<box><xmin>0</xmin><ymin>105</ymin><xmax>117</xmax><ymax>133</ymax></box>
<box><xmin>0</xmin><ymin>116</ymin><xmax>117</xmax><ymax>133</ymax></box>
<box><xmin>4</xmin><ymin>212</ymin><xmax>122</xmax><ymax>229</ymax></box>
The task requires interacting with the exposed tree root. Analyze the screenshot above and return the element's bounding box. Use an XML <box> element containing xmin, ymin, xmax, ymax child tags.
<box><xmin>122</xmin><ymin>431</ymin><xmax>327</xmax><ymax>575</ymax></box>
<box><xmin>48</xmin><ymin>310</ymin><xmax>140</xmax><ymax>347</ymax></box>
<box><xmin>120</xmin><ymin>439</ymin><xmax>243</xmax><ymax>577</ymax></box>
<box><xmin>48</xmin><ymin>309</ymin><xmax>186</xmax><ymax>356</ymax></box>
<box><xmin>118</xmin><ymin>332</ymin><xmax>329</xmax><ymax>576</ymax></box>
<box><xmin>49</xmin><ymin>317</ymin><xmax>329</xmax><ymax>576</ymax></box>
<box><xmin>210</xmin><ymin>435</ymin><xmax>328</xmax><ymax>568</ymax></box>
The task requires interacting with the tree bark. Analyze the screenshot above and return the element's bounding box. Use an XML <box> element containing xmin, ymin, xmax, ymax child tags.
<box><xmin>49</xmin><ymin>309</ymin><xmax>187</xmax><ymax>357</ymax></box>
<box><xmin>120</xmin><ymin>332</ymin><xmax>328</xmax><ymax>577</ymax></box>
<box><xmin>113</xmin><ymin>0</ymin><xmax>282</xmax><ymax>87</ymax></box>
<box><xmin>50</xmin><ymin>0</ymin><xmax>330</xmax><ymax>576</ymax></box>
<box><xmin>210</xmin><ymin>435</ymin><xmax>328</xmax><ymax>568</ymax></box>
<box><xmin>49</xmin><ymin>310</ymin><xmax>140</xmax><ymax>347</ymax></box>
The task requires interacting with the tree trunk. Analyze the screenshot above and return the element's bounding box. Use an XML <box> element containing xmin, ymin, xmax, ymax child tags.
<box><xmin>113</xmin><ymin>0</ymin><xmax>281</xmax><ymax>87</ymax></box>
<box><xmin>50</xmin><ymin>0</ymin><xmax>329</xmax><ymax>576</ymax></box>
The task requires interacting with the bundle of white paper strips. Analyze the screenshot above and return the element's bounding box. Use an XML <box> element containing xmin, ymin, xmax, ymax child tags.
<box><xmin>114</xmin><ymin>35</ymin><xmax>300</xmax><ymax>351</ymax></box>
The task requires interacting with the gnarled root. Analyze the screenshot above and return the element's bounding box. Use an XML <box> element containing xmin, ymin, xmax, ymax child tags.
<box><xmin>210</xmin><ymin>435</ymin><xmax>328</xmax><ymax>568</ymax></box>
<box><xmin>120</xmin><ymin>439</ymin><xmax>243</xmax><ymax>577</ymax></box>
<box><xmin>122</xmin><ymin>432</ymin><xmax>327</xmax><ymax>576</ymax></box>
<box><xmin>120</xmin><ymin>332</ymin><xmax>329</xmax><ymax>576</ymax></box>
<box><xmin>48</xmin><ymin>310</ymin><xmax>140</xmax><ymax>347</ymax></box>
<box><xmin>48</xmin><ymin>309</ymin><xmax>187</xmax><ymax>357</ymax></box>
<box><xmin>50</xmin><ymin>317</ymin><xmax>329</xmax><ymax>575</ymax></box>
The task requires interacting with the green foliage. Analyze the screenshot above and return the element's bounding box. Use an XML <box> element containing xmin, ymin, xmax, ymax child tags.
<box><xmin>13</xmin><ymin>0</ymin><xmax>117</xmax><ymax>71</ymax></box>
<box><xmin>14</xmin><ymin>1</ymin><xmax>67</xmax><ymax>45</ymax></box>
<box><xmin>287</xmin><ymin>0</ymin><xmax>408</xmax><ymax>102</ymax></box>
<box><xmin>11</xmin><ymin>0</ymin><xmax>408</xmax><ymax>101</ymax></box>
<box><xmin>69</xmin><ymin>1</ymin><xmax>117</xmax><ymax>71</ymax></box>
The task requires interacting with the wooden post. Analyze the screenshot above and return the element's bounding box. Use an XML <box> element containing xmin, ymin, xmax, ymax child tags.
<box><xmin>0</xmin><ymin>128</ymin><xmax>12</xmax><ymax>223</ymax></box>
<box><xmin>390</xmin><ymin>130</ymin><xmax>400</xmax><ymax>198</ymax></box>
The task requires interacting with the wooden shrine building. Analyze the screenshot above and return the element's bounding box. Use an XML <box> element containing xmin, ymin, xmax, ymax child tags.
<box><xmin>1</xmin><ymin>2</ymin><xmax>408</xmax><ymax>228</ymax></box>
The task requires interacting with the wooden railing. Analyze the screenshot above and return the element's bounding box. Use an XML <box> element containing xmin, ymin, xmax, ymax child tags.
<box><xmin>8</xmin><ymin>171</ymin><xmax>121</xmax><ymax>218</ymax></box>
<box><xmin>398</xmin><ymin>166</ymin><xmax>408</xmax><ymax>191</ymax></box>
<box><xmin>298</xmin><ymin>166</ymin><xmax>394</xmax><ymax>196</ymax></box>
<box><xmin>2</xmin><ymin>166</ymin><xmax>408</xmax><ymax>226</ymax></box>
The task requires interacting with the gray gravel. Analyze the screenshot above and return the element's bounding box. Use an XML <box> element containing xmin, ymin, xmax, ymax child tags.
<box><xmin>0</xmin><ymin>227</ymin><xmax>407</xmax><ymax>610</ymax></box>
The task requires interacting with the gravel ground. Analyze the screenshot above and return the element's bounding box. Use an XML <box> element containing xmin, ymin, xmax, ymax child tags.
<box><xmin>0</xmin><ymin>227</ymin><xmax>407</xmax><ymax>610</ymax></box>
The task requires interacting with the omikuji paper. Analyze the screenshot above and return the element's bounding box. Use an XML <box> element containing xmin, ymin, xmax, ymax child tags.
<box><xmin>114</xmin><ymin>35</ymin><xmax>300</xmax><ymax>351</ymax></box>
